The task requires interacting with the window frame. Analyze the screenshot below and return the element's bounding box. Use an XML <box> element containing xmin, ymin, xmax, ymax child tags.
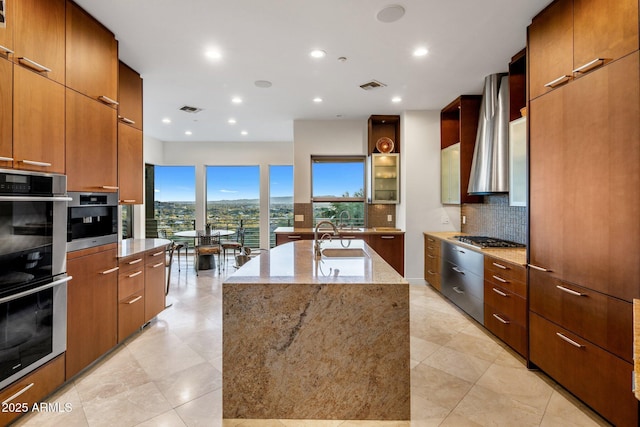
<box><xmin>310</xmin><ymin>155</ymin><xmax>367</xmax><ymax>203</ymax></box>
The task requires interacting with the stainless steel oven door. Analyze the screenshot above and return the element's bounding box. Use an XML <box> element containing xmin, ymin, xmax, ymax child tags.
<box><xmin>0</xmin><ymin>275</ymin><xmax>69</xmax><ymax>390</ymax></box>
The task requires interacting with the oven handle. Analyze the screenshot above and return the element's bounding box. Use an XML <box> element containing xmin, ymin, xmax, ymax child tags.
<box><xmin>0</xmin><ymin>276</ymin><xmax>72</xmax><ymax>304</ymax></box>
<box><xmin>0</xmin><ymin>196</ymin><xmax>73</xmax><ymax>202</ymax></box>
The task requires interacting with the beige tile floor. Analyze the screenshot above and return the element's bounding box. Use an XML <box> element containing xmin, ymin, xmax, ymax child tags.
<box><xmin>15</xmin><ymin>256</ymin><xmax>611</xmax><ymax>427</ymax></box>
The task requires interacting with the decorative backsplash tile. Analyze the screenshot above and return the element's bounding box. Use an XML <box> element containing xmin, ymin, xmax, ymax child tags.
<box><xmin>293</xmin><ymin>203</ymin><xmax>396</xmax><ymax>228</ymax></box>
<box><xmin>461</xmin><ymin>195</ymin><xmax>526</xmax><ymax>244</ymax></box>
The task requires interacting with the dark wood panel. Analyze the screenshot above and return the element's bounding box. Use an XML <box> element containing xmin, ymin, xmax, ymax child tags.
<box><xmin>118</xmin><ymin>123</ymin><xmax>143</xmax><ymax>203</ymax></box>
<box><xmin>0</xmin><ymin>59</ymin><xmax>12</xmax><ymax>167</ymax></box>
<box><xmin>368</xmin><ymin>233</ymin><xmax>404</xmax><ymax>276</ymax></box>
<box><xmin>0</xmin><ymin>0</ymin><xmax>13</xmax><ymax>53</ymax></box>
<box><xmin>484</xmin><ymin>304</ymin><xmax>527</xmax><ymax>356</ymax></box>
<box><xmin>484</xmin><ymin>283</ymin><xmax>526</xmax><ymax>326</ymax></box>
<box><xmin>118</xmin><ymin>61</ymin><xmax>143</xmax><ymax>130</ymax></box>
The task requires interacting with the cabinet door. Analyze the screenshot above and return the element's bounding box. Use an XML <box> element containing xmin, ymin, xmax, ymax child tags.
<box><xmin>441</xmin><ymin>143</ymin><xmax>460</xmax><ymax>204</ymax></box>
<box><xmin>508</xmin><ymin>117</ymin><xmax>527</xmax><ymax>207</ymax></box>
<box><xmin>573</xmin><ymin>0</ymin><xmax>638</xmax><ymax>73</ymax></box>
<box><xmin>13</xmin><ymin>66</ymin><xmax>65</xmax><ymax>173</ymax></box>
<box><xmin>66</xmin><ymin>89</ymin><xmax>117</xmax><ymax>192</ymax></box>
<box><xmin>14</xmin><ymin>0</ymin><xmax>65</xmax><ymax>84</ymax></box>
<box><xmin>369</xmin><ymin>153</ymin><xmax>399</xmax><ymax>204</ymax></box>
<box><xmin>118</xmin><ymin>290</ymin><xmax>144</xmax><ymax>342</ymax></box>
<box><xmin>561</xmin><ymin>52</ymin><xmax>640</xmax><ymax>301</ymax></box>
<box><xmin>118</xmin><ymin>61</ymin><xmax>143</xmax><ymax>131</ymax></box>
<box><xmin>66</xmin><ymin>248</ymin><xmax>118</xmax><ymax>379</ymax></box>
<box><xmin>0</xmin><ymin>58</ymin><xmax>12</xmax><ymax>167</ymax></box>
<box><xmin>369</xmin><ymin>234</ymin><xmax>404</xmax><ymax>275</ymax></box>
<box><xmin>528</xmin><ymin>0</ymin><xmax>573</xmax><ymax>99</ymax></box>
<box><xmin>65</xmin><ymin>1</ymin><xmax>118</xmax><ymax>102</ymax></box>
<box><xmin>118</xmin><ymin>123</ymin><xmax>143</xmax><ymax>204</ymax></box>
<box><xmin>0</xmin><ymin>0</ymin><xmax>13</xmax><ymax>54</ymax></box>
<box><xmin>145</xmin><ymin>252</ymin><xmax>166</xmax><ymax>322</ymax></box>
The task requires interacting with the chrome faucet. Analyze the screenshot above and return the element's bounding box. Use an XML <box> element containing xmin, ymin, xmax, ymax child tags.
<box><xmin>314</xmin><ymin>220</ymin><xmax>338</xmax><ymax>259</ymax></box>
<box><xmin>338</xmin><ymin>210</ymin><xmax>351</xmax><ymax>229</ymax></box>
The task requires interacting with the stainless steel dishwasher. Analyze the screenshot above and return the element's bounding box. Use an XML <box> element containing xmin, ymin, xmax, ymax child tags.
<box><xmin>440</xmin><ymin>241</ymin><xmax>484</xmax><ymax>324</ymax></box>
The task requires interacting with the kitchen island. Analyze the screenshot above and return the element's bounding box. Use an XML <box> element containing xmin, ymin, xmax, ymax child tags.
<box><xmin>223</xmin><ymin>239</ymin><xmax>410</xmax><ymax>420</ymax></box>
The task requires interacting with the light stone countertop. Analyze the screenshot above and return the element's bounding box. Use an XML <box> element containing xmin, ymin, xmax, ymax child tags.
<box><xmin>424</xmin><ymin>231</ymin><xmax>527</xmax><ymax>266</ymax></box>
<box><xmin>274</xmin><ymin>226</ymin><xmax>404</xmax><ymax>234</ymax></box>
<box><xmin>225</xmin><ymin>239</ymin><xmax>407</xmax><ymax>285</ymax></box>
<box><xmin>118</xmin><ymin>238</ymin><xmax>171</xmax><ymax>258</ymax></box>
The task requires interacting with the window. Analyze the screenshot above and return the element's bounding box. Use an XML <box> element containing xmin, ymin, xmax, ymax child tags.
<box><xmin>153</xmin><ymin>165</ymin><xmax>196</xmax><ymax>238</ymax></box>
<box><xmin>269</xmin><ymin>165</ymin><xmax>293</xmax><ymax>247</ymax></box>
<box><xmin>206</xmin><ymin>166</ymin><xmax>260</xmax><ymax>248</ymax></box>
<box><xmin>311</xmin><ymin>156</ymin><xmax>365</xmax><ymax>227</ymax></box>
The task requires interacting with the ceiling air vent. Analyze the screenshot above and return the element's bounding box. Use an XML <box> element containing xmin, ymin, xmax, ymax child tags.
<box><xmin>179</xmin><ymin>105</ymin><xmax>203</xmax><ymax>113</ymax></box>
<box><xmin>359</xmin><ymin>80</ymin><xmax>387</xmax><ymax>91</ymax></box>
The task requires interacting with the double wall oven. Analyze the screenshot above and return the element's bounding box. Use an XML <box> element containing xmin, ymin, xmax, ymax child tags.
<box><xmin>0</xmin><ymin>169</ymin><xmax>70</xmax><ymax>390</ymax></box>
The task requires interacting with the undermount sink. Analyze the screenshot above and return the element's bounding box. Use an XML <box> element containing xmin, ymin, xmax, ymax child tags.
<box><xmin>322</xmin><ymin>248</ymin><xmax>368</xmax><ymax>258</ymax></box>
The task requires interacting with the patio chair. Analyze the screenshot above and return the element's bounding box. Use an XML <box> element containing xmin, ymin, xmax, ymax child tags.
<box><xmin>195</xmin><ymin>231</ymin><xmax>221</xmax><ymax>275</ymax></box>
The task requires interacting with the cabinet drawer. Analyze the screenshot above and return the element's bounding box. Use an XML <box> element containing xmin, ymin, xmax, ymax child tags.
<box><xmin>484</xmin><ymin>305</ymin><xmax>527</xmax><ymax>357</ymax></box>
<box><xmin>0</xmin><ymin>354</ymin><xmax>65</xmax><ymax>426</ymax></box>
<box><xmin>530</xmin><ymin>313</ymin><xmax>638</xmax><ymax>427</ymax></box>
<box><xmin>425</xmin><ymin>269</ymin><xmax>440</xmax><ymax>291</ymax></box>
<box><xmin>442</xmin><ymin>243</ymin><xmax>483</xmax><ymax>276</ymax></box>
<box><xmin>484</xmin><ymin>282</ymin><xmax>526</xmax><ymax>326</ymax></box>
<box><xmin>529</xmin><ymin>269</ymin><xmax>632</xmax><ymax>362</ymax></box>
<box><xmin>118</xmin><ymin>291</ymin><xmax>145</xmax><ymax>342</ymax></box>
<box><xmin>424</xmin><ymin>235</ymin><xmax>441</xmax><ymax>257</ymax></box>
<box><xmin>118</xmin><ymin>255</ymin><xmax>144</xmax><ymax>274</ymax></box>
<box><xmin>145</xmin><ymin>248</ymin><xmax>167</xmax><ymax>264</ymax></box>
<box><xmin>118</xmin><ymin>268</ymin><xmax>144</xmax><ymax>299</ymax></box>
<box><xmin>484</xmin><ymin>256</ymin><xmax>526</xmax><ymax>284</ymax></box>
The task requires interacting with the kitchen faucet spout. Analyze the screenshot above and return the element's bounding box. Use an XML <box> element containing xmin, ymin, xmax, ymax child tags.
<box><xmin>314</xmin><ymin>220</ymin><xmax>338</xmax><ymax>259</ymax></box>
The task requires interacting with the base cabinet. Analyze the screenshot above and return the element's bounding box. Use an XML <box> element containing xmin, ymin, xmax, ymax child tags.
<box><xmin>367</xmin><ymin>233</ymin><xmax>404</xmax><ymax>276</ymax></box>
<box><xmin>144</xmin><ymin>249</ymin><xmax>166</xmax><ymax>322</ymax></box>
<box><xmin>423</xmin><ymin>234</ymin><xmax>441</xmax><ymax>291</ymax></box>
<box><xmin>118</xmin><ymin>254</ymin><xmax>145</xmax><ymax>342</ymax></box>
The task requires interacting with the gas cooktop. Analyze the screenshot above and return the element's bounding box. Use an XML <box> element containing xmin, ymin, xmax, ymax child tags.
<box><xmin>453</xmin><ymin>235</ymin><xmax>525</xmax><ymax>249</ymax></box>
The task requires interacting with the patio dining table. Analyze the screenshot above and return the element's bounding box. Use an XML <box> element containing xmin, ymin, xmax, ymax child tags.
<box><xmin>174</xmin><ymin>229</ymin><xmax>236</xmax><ymax>270</ymax></box>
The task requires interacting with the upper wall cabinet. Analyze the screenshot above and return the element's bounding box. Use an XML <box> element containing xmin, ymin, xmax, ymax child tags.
<box><xmin>118</xmin><ymin>61</ymin><xmax>143</xmax><ymax>131</ymax></box>
<box><xmin>0</xmin><ymin>0</ymin><xmax>13</xmax><ymax>55</ymax></box>
<box><xmin>14</xmin><ymin>0</ymin><xmax>66</xmax><ymax>85</ymax></box>
<box><xmin>66</xmin><ymin>0</ymin><xmax>118</xmax><ymax>105</ymax></box>
<box><xmin>368</xmin><ymin>115</ymin><xmax>400</xmax><ymax>154</ymax></box>
<box><xmin>529</xmin><ymin>0</ymin><xmax>639</xmax><ymax>100</ymax></box>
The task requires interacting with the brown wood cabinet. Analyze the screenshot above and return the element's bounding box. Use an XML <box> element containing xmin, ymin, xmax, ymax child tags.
<box><xmin>0</xmin><ymin>355</ymin><xmax>65</xmax><ymax>426</ymax></box>
<box><xmin>0</xmin><ymin>58</ymin><xmax>12</xmax><ymax>168</ymax></box>
<box><xmin>66</xmin><ymin>88</ymin><xmax>118</xmax><ymax>192</ymax></box>
<box><xmin>368</xmin><ymin>233</ymin><xmax>404</xmax><ymax>276</ymax></box>
<box><xmin>0</xmin><ymin>0</ymin><xmax>13</xmax><ymax>54</ymax></box>
<box><xmin>13</xmin><ymin>0</ymin><xmax>66</xmax><ymax>85</ymax></box>
<box><xmin>423</xmin><ymin>234</ymin><xmax>441</xmax><ymax>291</ymax></box>
<box><xmin>117</xmin><ymin>123</ymin><xmax>143</xmax><ymax>204</ymax></box>
<box><xmin>65</xmin><ymin>1</ymin><xmax>118</xmax><ymax>104</ymax></box>
<box><xmin>118</xmin><ymin>61</ymin><xmax>143</xmax><ymax>131</ymax></box>
<box><xmin>118</xmin><ymin>254</ymin><xmax>145</xmax><ymax>342</ymax></box>
<box><xmin>13</xmin><ymin>66</ymin><xmax>65</xmax><ymax>173</ymax></box>
<box><xmin>144</xmin><ymin>248</ymin><xmax>166</xmax><ymax>322</ymax></box>
<box><xmin>368</xmin><ymin>115</ymin><xmax>400</xmax><ymax>154</ymax></box>
<box><xmin>275</xmin><ymin>232</ymin><xmax>314</xmax><ymax>246</ymax></box>
<box><xmin>66</xmin><ymin>244</ymin><xmax>118</xmax><ymax>379</ymax></box>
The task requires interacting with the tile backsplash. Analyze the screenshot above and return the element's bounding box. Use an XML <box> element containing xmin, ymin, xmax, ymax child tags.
<box><xmin>293</xmin><ymin>203</ymin><xmax>396</xmax><ymax>228</ymax></box>
<box><xmin>461</xmin><ymin>195</ymin><xmax>526</xmax><ymax>244</ymax></box>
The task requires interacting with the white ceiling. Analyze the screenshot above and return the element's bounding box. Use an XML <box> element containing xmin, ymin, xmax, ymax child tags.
<box><xmin>74</xmin><ymin>0</ymin><xmax>550</xmax><ymax>143</ymax></box>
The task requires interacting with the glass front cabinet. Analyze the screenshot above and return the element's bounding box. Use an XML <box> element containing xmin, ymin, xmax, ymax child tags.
<box><xmin>368</xmin><ymin>153</ymin><xmax>399</xmax><ymax>204</ymax></box>
<box><xmin>441</xmin><ymin>142</ymin><xmax>461</xmax><ymax>204</ymax></box>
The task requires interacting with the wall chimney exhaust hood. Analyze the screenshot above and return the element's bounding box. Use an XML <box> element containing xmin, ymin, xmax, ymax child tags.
<box><xmin>467</xmin><ymin>73</ymin><xmax>509</xmax><ymax>195</ymax></box>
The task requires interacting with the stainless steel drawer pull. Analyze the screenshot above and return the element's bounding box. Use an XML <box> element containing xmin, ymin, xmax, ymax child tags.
<box><xmin>452</xmin><ymin>267</ymin><xmax>465</xmax><ymax>275</ymax></box>
<box><xmin>119</xmin><ymin>117</ymin><xmax>136</xmax><ymax>125</ymax></box>
<box><xmin>128</xmin><ymin>259</ymin><xmax>143</xmax><ymax>265</ymax></box>
<box><xmin>98</xmin><ymin>95</ymin><xmax>119</xmax><ymax>106</ymax></box>
<box><xmin>427</xmin><ymin>270</ymin><xmax>436</xmax><ymax>275</ymax></box>
<box><xmin>492</xmin><ymin>262</ymin><xmax>508</xmax><ymax>270</ymax></box>
<box><xmin>544</xmin><ymin>74</ymin><xmax>572</xmax><ymax>88</ymax></box>
<box><xmin>2</xmin><ymin>383</ymin><xmax>34</xmax><ymax>404</ymax></box>
<box><xmin>573</xmin><ymin>58</ymin><xmax>608</xmax><ymax>74</ymax></box>
<box><xmin>556</xmin><ymin>285</ymin><xmax>585</xmax><ymax>297</ymax></box>
<box><xmin>288</xmin><ymin>235</ymin><xmax>302</xmax><ymax>239</ymax></box>
<box><xmin>427</xmin><ymin>238</ymin><xmax>435</xmax><ymax>243</ymax></box>
<box><xmin>21</xmin><ymin>159</ymin><xmax>52</xmax><ymax>167</ymax></box>
<box><xmin>427</xmin><ymin>254</ymin><xmax>435</xmax><ymax>259</ymax></box>
<box><xmin>452</xmin><ymin>286</ymin><xmax>464</xmax><ymax>294</ymax></box>
<box><xmin>151</xmin><ymin>251</ymin><xmax>165</xmax><ymax>257</ymax></box>
<box><xmin>341</xmin><ymin>236</ymin><xmax>355</xmax><ymax>239</ymax></box>
<box><xmin>102</xmin><ymin>185</ymin><xmax>119</xmax><ymax>190</ymax></box>
<box><xmin>18</xmin><ymin>57</ymin><xmax>51</xmax><ymax>73</ymax></box>
<box><xmin>556</xmin><ymin>332</ymin><xmax>584</xmax><ymax>348</ymax></box>
<box><xmin>0</xmin><ymin>156</ymin><xmax>14</xmax><ymax>162</ymax></box>
<box><xmin>101</xmin><ymin>267</ymin><xmax>119</xmax><ymax>275</ymax></box>
<box><xmin>127</xmin><ymin>271</ymin><xmax>142</xmax><ymax>278</ymax></box>
<box><xmin>492</xmin><ymin>313</ymin><xmax>510</xmax><ymax>324</ymax></box>
<box><xmin>380</xmin><ymin>236</ymin><xmax>395</xmax><ymax>239</ymax></box>
<box><xmin>0</xmin><ymin>44</ymin><xmax>14</xmax><ymax>55</ymax></box>
<box><xmin>492</xmin><ymin>275</ymin><xmax>508</xmax><ymax>284</ymax></box>
<box><xmin>127</xmin><ymin>295</ymin><xmax>142</xmax><ymax>304</ymax></box>
<box><xmin>152</xmin><ymin>262</ymin><xmax>164</xmax><ymax>268</ymax></box>
<box><xmin>528</xmin><ymin>264</ymin><xmax>552</xmax><ymax>272</ymax></box>
<box><xmin>121</xmin><ymin>199</ymin><xmax>137</xmax><ymax>203</ymax></box>
<box><xmin>427</xmin><ymin>246</ymin><xmax>434</xmax><ymax>250</ymax></box>
<box><xmin>492</xmin><ymin>287</ymin><xmax>508</xmax><ymax>297</ymax></box>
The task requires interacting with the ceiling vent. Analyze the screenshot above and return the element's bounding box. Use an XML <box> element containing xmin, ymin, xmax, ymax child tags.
<box><xmin>179</xmin><ymin>105</ymin><xmax>203</xmax><ymax>113</ymax></box>
<box><xmin>359</xmin><ymin>80</ymin><xmax>387</xmax><ymax>91</ymax></box>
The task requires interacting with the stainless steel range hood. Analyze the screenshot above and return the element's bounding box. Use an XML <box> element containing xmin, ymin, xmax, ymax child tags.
<box><xmin>467</xmin><ymin>73</ymin><xmax>509</xmax><ymax>195</ymax></box>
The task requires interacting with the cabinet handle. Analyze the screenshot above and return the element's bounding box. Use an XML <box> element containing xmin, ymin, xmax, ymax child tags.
<box><xmin>492</xmin><ymin>287</ymin><xmax>508</xmax><ymax>297</ymax></box>
<box><xmin>492</xmin><ymin>262</ymin><xmax>508</xmax><ymax>270</ymax></box>
<box><xmin>101</xmin><ymin>266</ymin><xmax>119</xmax><ymax>275</ymax></box>
<box><xmin>454</xmin><ymin>247</ymin><xmax>465</xmax><ymax>254</ymax></box>
<box><xmin>492</xmin><ymin>275</ymin><xmax>508</xmax><ymax>284</ymax></box>
<box><xmin>528</xmin><ymin>264</ymin><xmax>552</xmax><ymax>272</ymax></box>
<box><xmin>98</xmin><ymin>95</ymin><xmax>119</xmax><ymax>106</ymax></box>
<box><xmin>427</xmin><ymin>238</ymin><xmax>436</xmax><ymax>243</ymax></box>
<box><xmin>20</xmin><ymin>159</ymin><xmax>52</xmax><ymax>167</ymax></box>
<box><xmin>288</xmin><ymin>235</ymin><xmax>302</xmax><ymax>239</ymax></box>
<box><xmin>452</xmin><ymin>266</ymin><xmax>465</xmax><ymax>275</ymax></box>
<box><xmin>0</xmin><ymin>156</ymin><xmax>14</xmax><ymax>162</ymax></box>
<box><xmin>151</xmin><ymin>250</ymin><xmax>165</xmax><ymax>257</ymax></box>
<box><xmin>126</xmin><ymin>295</ymin><xmax>142</xmax><ymax>304</ymax></box>
<box><xmin>452</xmin><ymin>286</ymin><xmax>464</xmax><ymax>294</ymax></box>
<box><xmin>556</xmin><ymin>332</ymin><xmax>584</xmax><ymax>348</ymax></box>
<box><xmin>0</xmin><ymin>44</ymin><xmax>14</xmax><ymax>55</ymax></box>
<box><xmin>556</xmin><ymin>285</ymin><xmax>586</xmax><ymax>297</ymax></box>
<box><xmin>427</xmin><ymin>254</ymin><xmax>436</xmax><ymax>259</ymax></box>
<box><xmin>380</xmin><ymin>236</ymin><xmax>395</xmax><ymax>239</ymax></box>
<box><xmin>120</xmin><ymin>199</ymin><xmax>137</xmax><ymax>203</ymax></box>
<box><xmin>102</xmin><ymin>185</ymin><xmax>119</xmax><ymax>190</ymax></box>
<box><xmin>127</xmin><ymin>271</ymin><xmax>142</xmax><ymax>278</ymax></box>
<box><xmin>340</xmin><ymin>236</ymin><xmax>356</xmax><ymax>239</ymax></box>
<box><xmin>119</xmin><ymin>116</ymin><xmax>136</xmax><ymax>125</ymax></box>
<box><xmin>18</xmin><ymin>57</ymin><xmax>51</xmax><ymax>73</ymax></box>
<box><xmin>572</xmin><ymin>58</ymin><xmax>608</xmax><ymax>74</ymax></box>
<box><xmin>2</xmin><ymin>383</ymin><xmax>34</xmax><ymax>405</ymax></box>
<box><xmin>544</xmin><ymin>74</ymin><xmax>572</xmax><ymax>88</ymax></box>
<box><xmin>151</xmin><ymin>262</ymin><xmax>164</xmax><ymax>268</ymax></box>
<box><xmin>492</xmin><ymin>313</ymin><xmax>510</xmax><ymax>324</ymax></box>
<box><xmin>427</xmin><ymin>270</ymin><xmax>436</xmax><ymax>275</ymax></box>
<box><xmin>127</xmin><ymin>258</ymin><xmax>143</xmax><ymax>265</ymax></box>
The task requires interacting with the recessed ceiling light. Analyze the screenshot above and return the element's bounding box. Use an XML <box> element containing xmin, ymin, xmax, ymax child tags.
<box><xmin>313</xmin><ymin>97</ymin><xmax>323</xmax><ymax>103</ymax></box>
<box><xmin>241</xmin><ymin>130</ymin><xmax>248</xmax><ymax>136</ymax></box>
<box><xmin>162</xmin><ymin>118</ymin><xmax>171</xmax><ymax>124</ymax></box>
<box><xmin>310</xmin><ymin>49</ymin><xmax>326</xmax><ymax>58</ymax></box>
<box><xmin>231</xmin><ymin>97</ymin><xmax>243</xmax><ymax>104</ymax></box>
<box><xmin>228</xmin><ymin>118</ymin><xmax>237</xmax><ymax>124</ymax></box>
<box><xmin>185</xmin><ymin>130</ymin><xmax>193</xmax><ymax>135</ymax></box>
<box><xmin>205</xmin><ymin>49</ymin><xmax>222</xmax><ymax>60</ymax></box>
<box><xmin>377</xmin><ymin>5</ymin><xmax>405</xmax><ymax>23</ymax></box>
<box><xmin>413</xmin><ymin>47</ymin><xmax>429</xmax><ymax>57</ymax></box>
<box><xmin>392</xmin><ymin>96</ymin><xmax>402</xmax><ymax>103</ymax></box>
<box><xmin>254</xmin><ymin>80</ymin><xmax>272</xmax><ymax>88</ymax></box>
